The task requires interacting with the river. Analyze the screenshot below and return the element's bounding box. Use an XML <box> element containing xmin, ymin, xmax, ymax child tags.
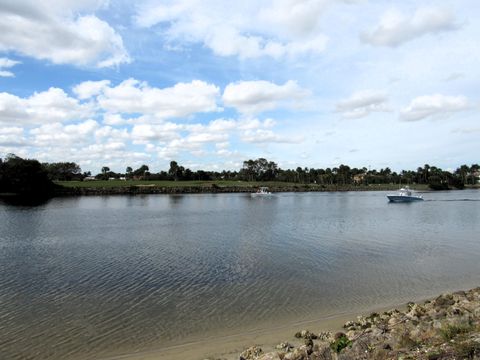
<box><xmin>0</xmin><ymin>190</ymin><xmax>479</xmax><ymax>359</ymax></box>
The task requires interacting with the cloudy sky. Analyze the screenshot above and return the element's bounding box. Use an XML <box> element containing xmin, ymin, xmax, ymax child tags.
<box><xmin>0</xmin><ymin>0</ymin><xmax>478</xmax><ymax>173</ymax></box>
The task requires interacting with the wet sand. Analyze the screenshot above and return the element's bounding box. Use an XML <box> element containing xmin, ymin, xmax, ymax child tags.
<box><xmin>99</xmin><ymin>301</ymin><xmax>412</xmax><ymax>360</ymax></box>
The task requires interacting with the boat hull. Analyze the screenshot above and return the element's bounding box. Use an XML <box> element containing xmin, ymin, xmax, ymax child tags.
<box><xmin>387</xmin><ymin>195</ymin><xmax>423</xmax><ymax>202</ymax></box>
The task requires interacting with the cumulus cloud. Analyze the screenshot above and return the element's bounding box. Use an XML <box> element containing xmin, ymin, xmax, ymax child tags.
<box><xmin>0</xmin><ymin>0</ymin><xmax>130</xmax><ymax>67</ymax></box>
<box><xmin>223</xmin><ymin>80</ymin><xmax>310</xmax><ymax>114</ymax></box>
<box><xmin>73</xmin><ymin>80</ymin><xmax>111</xmax><ymax>99</ymax></box>
<box><xmin>0</xmin><ymin>57</ymin><xmax>20</xmax><ymax>77</ymax></box>
<box><xmin>241</xmin><ymin>129</ymin><xmax>303</xmax><ymax>144</ymax></box>
<box><xmin>336</xmin><ymin>90</ymin><xmax>389</xmax><ymax>118</ymax></box>
<box><xmin>0</xmin><ymin>127</ymin><xmax>26</xmax><ymax>146</ymax></box>
<box><xmin>30</xmin><ymin>120</ymin><xmax>99</xmax><ymax>146</ymax></box>
<box><xmin>135</xmin><ymin>0</ymin><xmax>332</xmax><ymax>59</ymax></box>
<box><xmin>0</xmin><ymin>88</ymin><xmax>92</xmax><ymax>125</ymax></box>
<box><xmin>97</xmin><ymin>79</ymin><xmax>221</xmax><ymax>119</ymax></box>
<box><xmin>400</xmin><ymin>94</ymin><xmax>469</xmax><ymax>121</ymax></box>
<box><xmin>361</xmin><ymin>7</ymin><xmax>458</xmax><ymax>47</ymax></box>
<box><xmin>131</xmin><ymin>123</ymin><xmax>181</xmax><ymax>143</ymax></box>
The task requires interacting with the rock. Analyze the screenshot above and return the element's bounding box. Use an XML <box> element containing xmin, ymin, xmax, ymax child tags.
<box><xmin>240</xmin><ymin>346</ymin><xmax>263</xmax><ymax>360</ymax></box>
<box><xmin>310</xmin><ymin>345</ymin><xmax>334</xmax><ymax>360</ymax></box>
<box><xmin>275</xmin><ymin>342</ymin><xmax>294</xmax><ymax>352</ymax></box>
<box><xmin>317</xmin><ymin>331</ymin><xmax>332</xmax><ymax>341</ymax></box>
<box><xmin>300</xmin><ymin>329</ymin><xmax>318</xmax><ymax>339</ymax></box>
<box><xmin>257</xmin><ymin>353</ymin><xmax>282</xmax><ymax>360</ymax></box>
<box><xmin>283</xmin><ymin>348</ymin><xmax>307</xmax><ymax>360</ymax></box>
<box><xmin>434</xmin><ymin>294</ymin><xmax>455</xmax><ymax>308</ymax></box>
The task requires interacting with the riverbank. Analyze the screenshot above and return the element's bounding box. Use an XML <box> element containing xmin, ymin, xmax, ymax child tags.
<box><xmin>235</xmin><ymin>287</ymin><xmax>480</xmax><ymax>360</ymax></box>
<box><xmin>54</xmin><ymin>180</ymin><xmax>428</xmax><ymax>196</ymax></box>
<box><xmin>111</xmin><ymin>287</ymin><xmax>480</xmax><ymax>360</ymax></box>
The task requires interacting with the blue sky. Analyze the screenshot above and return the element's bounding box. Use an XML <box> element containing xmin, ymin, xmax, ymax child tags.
<box><xmin>0</xmin><ymin>0</ymin><xmax>478</xmax><ymax>173</ymax></box>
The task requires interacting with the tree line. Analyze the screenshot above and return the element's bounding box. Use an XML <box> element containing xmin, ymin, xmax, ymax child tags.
<box><xmin>1</xmin><ymin>155</ymin><xmax>479</xmax><ymax>196</ymax></box>
<box><xmin>87</xmin><ymin>158</ymin><xmax>479</xmax><ymax>189</ymax></box>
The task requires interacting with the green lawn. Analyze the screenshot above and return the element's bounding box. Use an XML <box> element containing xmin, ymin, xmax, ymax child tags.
<box><xmin>56</xmin><ymin>180</ymin><xmax>300</xmax><ymax>188</ymax></box>
<box><xmin>55</xmin><ymin>180</ymin><xmax>421</xmax><ymax>191</ymax></box>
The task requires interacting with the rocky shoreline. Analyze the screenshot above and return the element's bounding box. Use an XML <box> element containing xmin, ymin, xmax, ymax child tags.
<box><xmin>232</xmin><ymin>287</ymin><xmax>480</xmax><ymax>360</ymax></box>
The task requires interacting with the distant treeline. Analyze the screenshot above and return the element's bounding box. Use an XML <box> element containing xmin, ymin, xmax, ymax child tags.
<box><xmin>63</xmin><ymin>158</ymin><xmax>479</xmax><ymax>189</ymax></box>
<box><xmin>1</xmin><ymin>155</ymin><xmax>479</xmax><ymax>196</ymax></box>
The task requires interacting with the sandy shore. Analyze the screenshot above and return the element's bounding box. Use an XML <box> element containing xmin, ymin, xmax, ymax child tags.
<box><xmin>103</xmin><ymin>287</ymin><xmax>480</xmax><ymax>360</ymax></box>
<box><xmin>99</xmin><ymin>302</ymin><xmax>410</xmax><ymax>360</ymax></box>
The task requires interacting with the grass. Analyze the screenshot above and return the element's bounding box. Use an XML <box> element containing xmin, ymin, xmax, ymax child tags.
<box><xmin>440</xmin><ymin>322</ymin><xmax>474</xmax><ymax>341</ymax></box>
<box><xmin>55</xmin><ymin>180</ymin><xmax>416</xmax><ymax>191</ymax></box>
<box><xmin>56</xmin><ymin>180</ymin><xmax>300</xmax><ymax>188</ymax></box>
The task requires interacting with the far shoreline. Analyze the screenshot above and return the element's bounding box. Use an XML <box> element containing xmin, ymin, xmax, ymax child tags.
<box><xmin>53</xmin><ymin>181</ymin><xmax>433</xmax><ymax>197</ymax></box>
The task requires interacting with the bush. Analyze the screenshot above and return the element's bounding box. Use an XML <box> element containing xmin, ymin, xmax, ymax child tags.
<box><xmin>330</xmin><ymin>333</ymin><xmax>351</xmax><ymax>353</ymax></box>
<box><xmin>440</xmin><ymin>323</ymin><xmax>473</xmax><ymax>341</ymax></box>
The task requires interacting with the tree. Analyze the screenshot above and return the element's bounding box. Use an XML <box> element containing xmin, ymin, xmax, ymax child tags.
<box><xmin>133</xmin><ymin>165</ymin><xmax>149</xmax><ymax>179</ymax></box>
<box><xmin>126</xmin><ymin>166</ymin><xmax>133</xmax><ymax>179</ymax></box>
<box><xmin>43</xmin><ymin>162</ymin><xmax>81</xmax><ymax>181</ymax></box>
<box><xmin>240</xmin><ymin>158</ymin><xmax>279</xmax><ymax>181</ymax></box>
<box><xmin>168</xmin><ymin>161</ymin><xmax>184</xmax><ymax>181</ymax></box>
<box><xmin>0</xmin><ymin>154</ymin><xmax>55</xmax><ymax>197</ymax></box>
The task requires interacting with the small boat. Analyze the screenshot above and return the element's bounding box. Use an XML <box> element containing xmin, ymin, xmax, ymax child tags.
<box><xmin>387</xmin><ymin>186</ymin><xmax>423</xmax><ymax>202</ymax></box>
<box><xmin>251</xmin><ymin>187</ymin><xmax>272</xmax><ymax>196</ymax></box>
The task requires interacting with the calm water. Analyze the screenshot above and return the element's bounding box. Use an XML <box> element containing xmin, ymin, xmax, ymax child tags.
<box><xmin>0</xmin><ymin>190</ymin><xmax>479</xmax><ymax>359</ymax></box>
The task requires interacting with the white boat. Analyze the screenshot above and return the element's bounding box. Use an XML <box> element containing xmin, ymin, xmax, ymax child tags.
<box><xmin>251</xmin><ymin>187</ymin><xmax>272</xmax><ymax>196</ymax></box>
<box><xmin>387</xmin><ymin>186</ymin><xmax>423</xmax><ymax>202</ymax></box>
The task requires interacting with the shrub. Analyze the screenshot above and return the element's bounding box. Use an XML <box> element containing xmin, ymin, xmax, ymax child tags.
<box><xmin>330</xmin><ymin>333</ymin><xmax>351</xmax><ymax>353</ymax></box>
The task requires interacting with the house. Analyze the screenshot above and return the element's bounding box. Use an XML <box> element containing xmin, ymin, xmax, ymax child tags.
<box><xmin>353</xmin><ymin>173</ymin><xmax>366</xmax><ymax>184</ymax></box>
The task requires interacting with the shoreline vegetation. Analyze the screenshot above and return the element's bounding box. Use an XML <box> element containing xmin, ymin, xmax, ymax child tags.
<box><xmin>53</xmin><ymin>181</ymin><xmax>431</xmax><ymax>196</ymax></box>
<box><xmin>1</xmin><ymin>154</ymin><xmax>479</xmax><ymax>199</ymax></box>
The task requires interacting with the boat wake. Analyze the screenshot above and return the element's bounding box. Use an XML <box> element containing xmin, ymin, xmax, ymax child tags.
<box><xmin>424</xmin><ymin>199</ymin><xmax>480</xmax><ymax>202</ymax></box>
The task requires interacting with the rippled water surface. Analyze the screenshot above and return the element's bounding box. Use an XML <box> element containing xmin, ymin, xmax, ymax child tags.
<box><xmin>1</xmin><ymin>190</ymin><xmax>479</xmax><ymax>359</ymax></box>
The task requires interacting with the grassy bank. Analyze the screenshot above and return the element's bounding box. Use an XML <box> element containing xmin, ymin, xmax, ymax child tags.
<box><xmin>54</xmin><ymin>180</ymin><xmax>428</xmax><ymax>195</ymax></box>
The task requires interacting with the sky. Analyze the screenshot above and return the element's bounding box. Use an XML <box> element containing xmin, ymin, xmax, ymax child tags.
<box><xmin>0</xmin><ymin>0</ymin><xmax>479</xmax><ymax>173</ymax></box>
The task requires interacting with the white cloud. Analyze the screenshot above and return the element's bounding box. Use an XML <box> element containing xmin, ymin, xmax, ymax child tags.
<box><xmin>187</xmin><ymin>132</ymin><xmax>228</xmax><ymax>143</ymax></box>
<box><xmin>336</xmin><ymin>90</ymin><xmax>389</xmax><ymax>118</ymax></box>
<box><xmin>0</xmin><ymin>1</ymin><xmax>130</xmax><ymax>67</ymax></box>
<box><xmin>30</xmin><ymin>119</ymin><xmax>99</xmax><ymax>146</ymax></box>
<box><xmin>362</xmin><ymin>7</ymin><xmax>458</xmax><ymax>47</ymax></box>
<box><xmin>135</xmin><ymin>0</ymin><xmax>332</xmax><ymax>59</ymax></box>
<box><xmin>241</xmin><ymin>129</ymin><xmax>303</xmax><ymax>143</ymax></box>
<box><xmin>95</xmin><ymin>126</ymin><xmax>129</xmax><ymax>141</ymax></box>
<box><xmin>223</xmin><ymin>80</ymin><xmax>310</xmax><ymax>114</ymax></box>
<box><xmin>97</xmin><ymin>79</ymin><xmax>221</xmax><ymax>119</ymax></box>
<box><xmin>0</xmin><ymin>126</ymin><xmax>26</xmax><ymax>146</ymax></box>
<box><xmin>131</xmin><ymin>123</ymin><xmax>181</xmax><ymax>143</ymax></box>
<box><xmin>102</xmin><ymin>113</ymin><xmax>131</xmax><ymax>126</ymax></box>
<box><xmin>400</xmin><ymin>94</ymin><xmax>469</xmax><ymax>121</ymax></box>
<box><xmin>73</xmin><ymin>80</ymin><xmax>111</xmax><ymax>99</ymax></box>
<box><xmin>0</xmin><ymin>57</ymin><xmax>20</xmax><ymax>77</ymax></box>
<box><xmin>0</xmin><ymin>88</ymin><xmax>92</xmax><ymax>125</ymax></box>
<box><xmin>130</xmin><ymin>115</ymin><xmax>288</xmax><ymax>161</ymax></box>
